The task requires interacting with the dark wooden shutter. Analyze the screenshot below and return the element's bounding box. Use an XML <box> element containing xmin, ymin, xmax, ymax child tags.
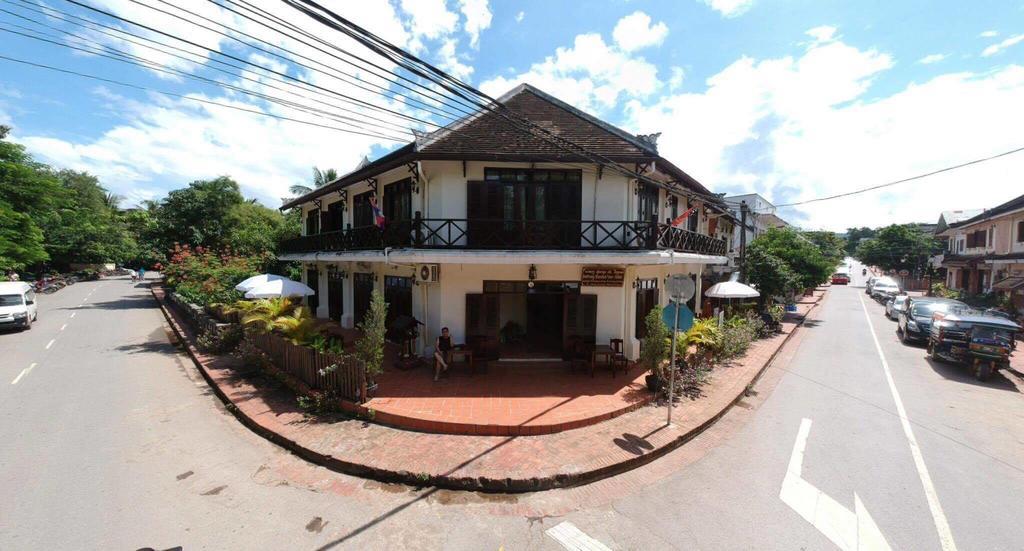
<box><xmin>484</xmin><ymin>294</ymin><xmax>500</xmax><ymax>336</ymax></box>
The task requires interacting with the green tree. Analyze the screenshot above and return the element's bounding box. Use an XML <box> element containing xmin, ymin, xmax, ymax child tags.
<box><xmin>225</xmin><ymin>200</ymin><xmax>301</xmax><ymax>255</ymax></box>
<box><xmin>0</xmin><ymin>130</ymin><xmax>61</xmax><ymax>270</ymax></box>
<box><xmin>803</xmin><ymin>230</ymin><xmax>847</xmax><ymax>266</ymax></box>
<box><xmin>639</xmin><ymin>305</ymin><xmax>669</xmax><ymax>376</ymax></box>
<box><xmin>844</xmin><ymin>226</ymin><xmax>876</xmax><ymax>256</ymax></box>
<box><xmin>39</xmin><ymin>170</ymin><xmax>137</xmax><ymax>267</ymax></box>
<box><xmin>155</xmin><ymin>176</ymin><xmax>246</xmax><ymax>250</ymax></box>
<box><xmin>745</xmin><ymin>247</ymin><xmax>801</xmax><ymax>304</ymax></box>
<box><xmin>288</xmin><ymin>166</ymin><xmax>338</xmax><ymax>197</ymax></box>
<box><xmin>854</xmin><ymin>224</ymin><xmax>940</xmax><ymax>276</ymax></box>
<box><xmin>748</xmin><ymin>227</ymin><xmax>834</xmax><ymax>290</ymax></box>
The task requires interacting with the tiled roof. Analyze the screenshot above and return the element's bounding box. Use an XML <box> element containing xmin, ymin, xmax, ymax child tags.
<box><xmin>281</xmin><ymin>83</ymin><xmax>713</xmax><ymax>210</ymax></box>
<box><xmin>417</xmin><ymin>84</ymin><xmax>657</xmax><ymax>161</ymax></box>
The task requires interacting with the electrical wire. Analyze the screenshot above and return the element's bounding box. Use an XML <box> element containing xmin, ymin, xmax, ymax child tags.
<box><xmin>775</xmin><ymin>146</ymin><xmax>1024</xmax><ymax>207</ymax></box>
<box><xmin>0</xmin><ymin>53</ymin><xmax>409</xmax><ymax>141</ymax></box>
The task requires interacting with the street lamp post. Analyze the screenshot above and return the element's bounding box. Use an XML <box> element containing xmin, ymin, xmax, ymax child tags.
<box><xmin>664</xmin><ymin>274</ymin><xmax>695</xmax><ymax>426</ymax></box>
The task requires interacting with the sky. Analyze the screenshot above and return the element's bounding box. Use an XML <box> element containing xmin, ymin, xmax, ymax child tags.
<box><xmin>1</xmin><ymin>0</ymin><xmax>1023</xmax><ymax>231</ymax></box>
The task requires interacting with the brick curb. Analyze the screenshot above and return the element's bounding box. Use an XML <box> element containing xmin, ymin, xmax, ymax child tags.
<box><xmin>151</xmin><ymin>285</ymin><xmax>825</xmax><ymax>493</ymax></box>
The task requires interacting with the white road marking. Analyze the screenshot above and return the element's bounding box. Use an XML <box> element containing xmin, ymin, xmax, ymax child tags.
<box><xmin>11</xmin><ymin>363</ymin><xmax>37</xmax><ymax>385</ymax></box>
<box><xmin>859</xmin><ymin>294</ymin><xmax>957</xmax><ymax>551</ymax></box>
<box><xmin>45</xmin><ymin>339</ymin><xmax>55</xmax><ymax>350</ymax></box>
<box><xmin>60</xmin><ymin>323</ymin><xmax>67</xmax><ymax>331</ymax></box>
<box><xmin>545</xmin><ymin>521</ymin><xmax>612</xmax><ymax>551</ymax></box>
<box><xmin>69</xmin><ymin>312</ymin><xmax>76</xmax><ymax>319</ymax></box>
<box><xmin>780</xmin><ymin>418</ymin><xmax>891</xmax><ymax>551</ymax></box>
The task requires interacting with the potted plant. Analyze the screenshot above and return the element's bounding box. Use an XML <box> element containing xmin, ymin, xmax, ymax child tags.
<box><xmin>640</xmin><ymin>306</ymin><xmax>669</xmax><ymax>392</ymax></box>
<box><xmin>354</xmin><ymin>290</ymin><xmax>388</xmax><ymax>398</ymax></box>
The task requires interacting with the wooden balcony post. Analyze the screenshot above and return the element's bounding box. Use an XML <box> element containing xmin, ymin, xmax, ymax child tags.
<box><xmin>414</xmin><ymin>210</ymin><xmax>423</xmax><ymax>246</ymax></box>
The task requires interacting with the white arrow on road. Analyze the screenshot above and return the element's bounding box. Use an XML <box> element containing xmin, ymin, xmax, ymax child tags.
<box><xmin>780</xmin><ymin>418</ymin><xmax>892</xmax><ymax>551</ymax></box>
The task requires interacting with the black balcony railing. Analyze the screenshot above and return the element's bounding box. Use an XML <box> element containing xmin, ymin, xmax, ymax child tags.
<box><xmin>281</xmin><ymin>215</ymin><xmax>729</xmax><ymax>257</ymax></box>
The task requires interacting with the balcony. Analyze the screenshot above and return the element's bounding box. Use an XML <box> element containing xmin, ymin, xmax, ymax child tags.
<box><xmin>281</xmin><ymin>217</ymin><xmax>729</xmax><ymax>257</ymax></box>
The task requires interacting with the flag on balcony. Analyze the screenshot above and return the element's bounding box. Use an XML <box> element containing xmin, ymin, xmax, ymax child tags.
<box><xmin>369</xmin><ymin>194</ymin><xmax>386</xmax><ymax>228</ymax></box>
<box><xmin>671</xmin><ymin>206</ymin><xmax>698</xmax><ymax>227</ymax></box>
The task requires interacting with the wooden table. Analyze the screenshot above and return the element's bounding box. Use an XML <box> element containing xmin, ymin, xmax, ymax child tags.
<box><xmin>590</xmin><ymin>344</ymin><xmax>613</xmax><ymax>378</ymax></box>
<box><xmin>451</xmin><ymin>347</ymin><xmax>475</xmax><ymax>375</ymax></box>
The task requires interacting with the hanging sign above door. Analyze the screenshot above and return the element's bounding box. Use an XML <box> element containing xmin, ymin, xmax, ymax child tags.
<box><xmin>581</xmin><ymin>266</ymin><xmax>625</xmax><ymax>287</ymax></box>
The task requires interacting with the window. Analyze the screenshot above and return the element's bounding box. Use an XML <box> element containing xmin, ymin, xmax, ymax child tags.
<box><xmin>987</xmin><ymin>227</ymin><xmax>993</xmax><ymax>248</ymax></box>
<box><xmin>305</xmin><ymin>210</ymin><xmax>319</xmax><ymax>235</ymax></box>
<box><xmin>636</xmin><ymin>183</ymin><xmax>658</xmax><ymax>223</ymax></box>
<box><xmin>1017</xmin><ymin>220</ymin><xmax>1024</xmax><ymax>243</ymax></box>
<box><xmin>353</xmin><ymin>190</ymin><xmax>375</xmax><ymax>228</ymax></box>
<box><xmin>635</xmin><ymin>279</ymin><xmax>659</xmax><ymax>339</ymax></box>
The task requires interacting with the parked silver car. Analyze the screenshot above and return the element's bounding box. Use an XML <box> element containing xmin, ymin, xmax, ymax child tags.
<box><xmin>885</xmin><ymin>294</ymin><xmax>910</xmax><ymax>320</ymax></box>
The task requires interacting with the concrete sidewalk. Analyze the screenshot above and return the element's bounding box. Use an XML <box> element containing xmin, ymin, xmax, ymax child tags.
<box><xmin>153</xmin><ymin>286</ymin><xmax>825</xmax><ymax>492</ymax></box>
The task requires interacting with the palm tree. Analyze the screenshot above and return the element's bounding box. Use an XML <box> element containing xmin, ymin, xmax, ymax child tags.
<box><xmin>103</xmin><ymin>192</ymin><xmax>123</xmax><ymax>211</ymax></box>
<box><xmin>289</xmin><ymin>166</ymin><xmax>339</xmax><ymax>197</ymax></box>
<box><xmin>241</xmin><ymin>297</ymin><xmax>297</xmax><ymax>333</ymax></box>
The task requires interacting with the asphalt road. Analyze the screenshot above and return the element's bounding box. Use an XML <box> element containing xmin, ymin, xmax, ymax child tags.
<box><xmin>2</xmin><ymin>268</ymin><xmax>1022</xmax><ymax>550</ymax></box>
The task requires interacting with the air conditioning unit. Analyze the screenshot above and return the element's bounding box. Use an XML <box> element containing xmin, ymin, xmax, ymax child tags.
<box><xmin>417</xmin><ymin>264</ymin><xmax>440</xmax><ymax>283</ymax></box>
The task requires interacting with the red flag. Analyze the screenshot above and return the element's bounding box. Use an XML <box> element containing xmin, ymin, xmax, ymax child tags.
<box><xmin>671</xmin><ymin>206</ymin><xmax>698</xmax><ymax>227</ymax></box>
<box><xmin>369</xmin><ymin>194</ymin><xmax>386</xmax><ymax>228</ymax></box>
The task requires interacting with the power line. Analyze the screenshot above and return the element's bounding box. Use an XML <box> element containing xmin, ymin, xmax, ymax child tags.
<box><xmin>0</xmin><ymin>54</ymin><xmax>410</xmax><ymax>141</ymax></box>
<box><xmin>776</xmin><ymin>146</ymin><xmax>1024</xmax><ymax>207</ymax></box>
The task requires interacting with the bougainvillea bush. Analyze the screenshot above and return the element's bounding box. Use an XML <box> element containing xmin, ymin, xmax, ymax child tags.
<box><xmin>163</xmin><ymin>244</ymin><xmax>270</xmax><ymax>306</ymax></box>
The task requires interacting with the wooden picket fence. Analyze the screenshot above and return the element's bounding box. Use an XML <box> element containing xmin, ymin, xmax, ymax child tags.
<box><xmin>249</xmin><ymin>331</ymin><xmax>367</xmax><ymax>403</ymax></box>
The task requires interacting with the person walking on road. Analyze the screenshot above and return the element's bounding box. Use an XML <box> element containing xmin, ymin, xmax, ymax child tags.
<box><xmin>138</xmin><ymin>267</ymin><xmax>146</xmax><ymax>281</ymax></box>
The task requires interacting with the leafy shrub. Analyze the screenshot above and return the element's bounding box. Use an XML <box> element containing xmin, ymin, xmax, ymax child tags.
<box><xmin>241</xmin><ymin>297</ymin><xmax>297</xmax><ymax>333</ymax></box>
<box><xmin>196</xmin><ymin>324</ymin><xmax>243</xmax><ymax>354</ymax></box>
<box><xmin>274</xmin><ymin>306</ymin><xmax>321</xmax><ymax>345</ymax></box>
<box><xmin>718</xmin><ymin>317</ymin><xmax>756</xmax><ymax>360</ymax></box>
<box><xmin>163</xmin><ymin>244</ymin><xmax>269</xmax><ymax>306</ymax></box>
<box><xmin>930</xmin><ymin>283</ymin><xmax>960</xmax><ymax>299</ymax></box>
<box><xmin>309</xmin><ymin>334</ymin><xmax>345</xmax><ymax>354</ymax></box>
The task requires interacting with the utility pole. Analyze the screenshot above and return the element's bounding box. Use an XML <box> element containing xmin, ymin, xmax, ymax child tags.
<box><xmin>739</xmin><ymin>200</ymin><xmax>748</xmax><ymax>283</ymax></box>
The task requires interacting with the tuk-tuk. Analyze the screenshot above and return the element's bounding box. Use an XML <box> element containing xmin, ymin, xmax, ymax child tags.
<box><xmin>927</xmin><ymin>310</ymin><xmax>1020</xmax><ymax>381</ymax></box>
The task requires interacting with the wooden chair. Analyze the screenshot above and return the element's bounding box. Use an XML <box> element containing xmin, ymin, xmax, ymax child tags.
<box><xmin>609</xmin><ymin>338</ymin><xmax>628</xmax><ymax>378</ymax></box>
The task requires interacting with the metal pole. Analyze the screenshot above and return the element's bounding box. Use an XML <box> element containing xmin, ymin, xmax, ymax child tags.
<box><xmin>667</xmin><ymin>298</ymin><xmax>680</xmax><ymax>425</ymax></box>
<box><xmin>739</xmin><ymin>200</ymin><xmax>748</xmax><ymax>283</ymax></box>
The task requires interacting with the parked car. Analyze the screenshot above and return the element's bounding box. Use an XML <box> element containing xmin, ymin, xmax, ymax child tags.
<box><xmin>886</xmin><ymin>294</ymin><xmax>910</xmax><ymax>320</ymax></box>
<box><xmin>831</xmin><ymin>272</ymin><xmax>850</xmax><ymax>285</ymax></box>
<box><xmin>871</xmin><ymin>279</ymin><xmax>901</xmax><ymax>301</ymax></box>
<box><xmin>0</xmin><ymin>281</ymin><xmax>38</xmax><ymax>331</ymax></box>
<box><xmin>865</xmin><ymin>276</ymin><xmax>878</xmax><ymax>294</ymax></box>
<box><xmin>897</xmin><ymin>297</ymin><xmax>967</xmax><ymax>344</ymax></box>
<box><xmin>927</xmin><ymin>310</ymin><xmax>1020</xmax><ymax>381</ymax></box>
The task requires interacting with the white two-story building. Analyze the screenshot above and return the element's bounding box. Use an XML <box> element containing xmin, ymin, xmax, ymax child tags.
<box><xmin>278</xmin><ymin>84</ymin><xmax>736</xmax><ymax>361</ymax></box>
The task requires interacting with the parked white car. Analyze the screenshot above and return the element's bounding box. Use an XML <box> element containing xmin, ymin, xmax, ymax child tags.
<box><xmin>0</xmin><ymin>281</ymin><xmax>38</xmax><ymax>330</ymax></box>
<box><xmin>870</xmin><ymin>278</ymin><xmax>901</xmax><ymax>300</ymax></box>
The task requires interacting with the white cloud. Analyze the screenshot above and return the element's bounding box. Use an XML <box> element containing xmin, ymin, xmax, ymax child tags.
<box><xmin>437</xmin><ymin>39</ymin><xmax>474</xmax><ymax>81</ymax></box>
<box><xmin>458</xmin><ymin>0</ymin><xmax>492</xmax><ymax>48</ymax></box>
<box><xmin>515</xmin><ymin>11</ymin><xmax>525</xmax><ymax>23</ymax></box>
<box><xmin>700</xmin><ymin>0</ymin><xmax>754</xmax><ymax>18</ymax></box>
<box><xmin>805</xmin><ymin>25</ymin><xmax>838</xmax><ymax>44</ymax></box>
<box><xmin>918</xmin><ymin>53</ymin><xmax>947</xmax><ymax>64</ymax></box>
<box><xmin>400</xmin><ymin>0</ymin><xmax>459</xmax><ymax>45</ymax></box>
<box><xmin>612</xmin><ymin>11</ymin><xmax>669</xmax><ymax>52</ymax></box>
<box><xmin>624</xmin><ymin>30</ymin><xmax>1024</xmax><ymax>231</ymax></box>
<box><xmin>18</xmin><ymin>90</ymin><xmax>387</xmax><ymax>207</ymax></box>
<box><xmin>982</xmin><ymin>34</ymin><xmax>1024</xmax><ymax>57</ymax></box>
<box><xmin>668</xmin><ymin>66</ymin><xmax>686</xmax><ymax>90</ymax></box>
<box><xmin>480</xmin><ymin>33</ymin><xmax>661</xmax><ymax>113</ymax></box>
<box><xmin>979</xmin><ymin>30</ymin><xmax>999</xmax><ymax>38</ymax></box>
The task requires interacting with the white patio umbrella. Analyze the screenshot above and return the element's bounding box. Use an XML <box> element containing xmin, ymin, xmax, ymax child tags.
<box><xmin>243</xmin><ymin>278</ymin><xmax>315</xmax><ymax>299</ymax></box>
<box><xmin>704</xmin><ymin>280</ymin><xmax>760</xmax><ymax>299</ymax></box>
<box><xmin>235</xmin><ymin>273</ymin><xmax>286</xmax><ymax>292</ymax></box>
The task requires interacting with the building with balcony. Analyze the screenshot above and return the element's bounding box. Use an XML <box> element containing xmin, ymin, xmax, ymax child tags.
<box><xmin>937</xmin><ymin>195</ymin><xmax>1024</xmax><ymax>311</ymax></box>
<box><xmin>278</xmin><ymin>84</ymin><xmax>737</xmax><ymax>361</ymax></box>
<box><xmin>722</xmin><ymin>193</ymin><xmax>789</xmax><ymax>254</ymax></box>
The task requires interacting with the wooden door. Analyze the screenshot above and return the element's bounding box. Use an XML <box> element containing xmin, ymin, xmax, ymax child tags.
<box><xmin>563</xmin><ymin>294</ymin><xmax>597</xmax><ymax>354</ymax></box>
<box><xmin>465</xmin><ymin>293</ymin><xmax>500</xmax><ymax>358</ymax></box>
<box><xmin>327</xmin><ymin>274</ymin><xmax>343</xmax><ymax>321</ymax></box>
<box><xmin>353</xmin><ymin>272</ymin><xmax>374</xmax><ymax>327</ymax></box>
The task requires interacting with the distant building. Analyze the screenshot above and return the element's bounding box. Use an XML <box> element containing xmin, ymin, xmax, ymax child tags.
<box><xmin>722</xmin><ymin>193</ymin><xmax>790</xmax><ymax>252</ymax></box>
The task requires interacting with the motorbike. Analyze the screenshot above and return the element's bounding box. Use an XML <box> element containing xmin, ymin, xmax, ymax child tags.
<box><xmin>927</xmin><ymin>310</ymin><xmax>1020</xmax><ymax>381</ymax></box>
<box><xmin>861</xmin><ymin>268</ymin><xmax>867</xmax><ymax>275</ymax></box>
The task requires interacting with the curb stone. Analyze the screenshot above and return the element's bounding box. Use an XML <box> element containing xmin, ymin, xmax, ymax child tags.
<box><xmin>151</xmin><ymin>285</ymin><xmax>826</xmax><ymax>493</ymax></box>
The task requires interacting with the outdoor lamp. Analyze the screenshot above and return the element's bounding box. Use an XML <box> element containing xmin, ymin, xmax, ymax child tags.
<box><xmin>528</xmin><ymin>264</ymin><xmax>537</xmax><ymax>287</ymax></box>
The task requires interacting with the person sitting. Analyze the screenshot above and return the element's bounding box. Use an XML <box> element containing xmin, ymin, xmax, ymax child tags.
<box><xmin>434</xmin><ymin>327</ymin><xmax>453</xmax><ymax>381</ymax></box>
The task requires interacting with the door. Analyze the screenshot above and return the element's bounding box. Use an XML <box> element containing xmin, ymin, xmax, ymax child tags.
<box><xmin>635</xmin><ymin>280</ymin><xmax>659</xmax><ymax>339</ymax></box>
<box><xmin>384</xmin><ymin>179</ymin><xmax>413</xmax><ymax>246</ymax></box>
<box><xmin>466</xmin><ymin>293</ymin><xmax>500</xmax><ymax>356</ymax></box>
<box><xmin>383</xmin><ymin>275</ymin><xmax>413</xmax><ymax>341</ymax></box>
<box><xmin>467</xmin><ymin>181</ymin><xmax>504</xmax><ymax>247</ymax></box>
<box><xmin>327</xmin><ymin>273</ymin><xmax>344</xmax><ymax>321</ymax></box>
<box><xmin>353</xmin><ymin>272</ymin><xmax>374</xmax><ymax>327</ymax></box>
<box><xmin>563</xmin><ymin>294</ymin><xmax>597</xmax><ymax>355</ymax></box>
<box><xmin>306</xmin><ymin>268</ymin><xmax>319</xmax><ymax>313</ymax></box>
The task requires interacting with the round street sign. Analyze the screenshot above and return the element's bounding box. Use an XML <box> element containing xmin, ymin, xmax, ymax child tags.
<box><xmin>666</xmin><ymin>274</ymin><xmax>695</xmax><ymax>302</ymax></box>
